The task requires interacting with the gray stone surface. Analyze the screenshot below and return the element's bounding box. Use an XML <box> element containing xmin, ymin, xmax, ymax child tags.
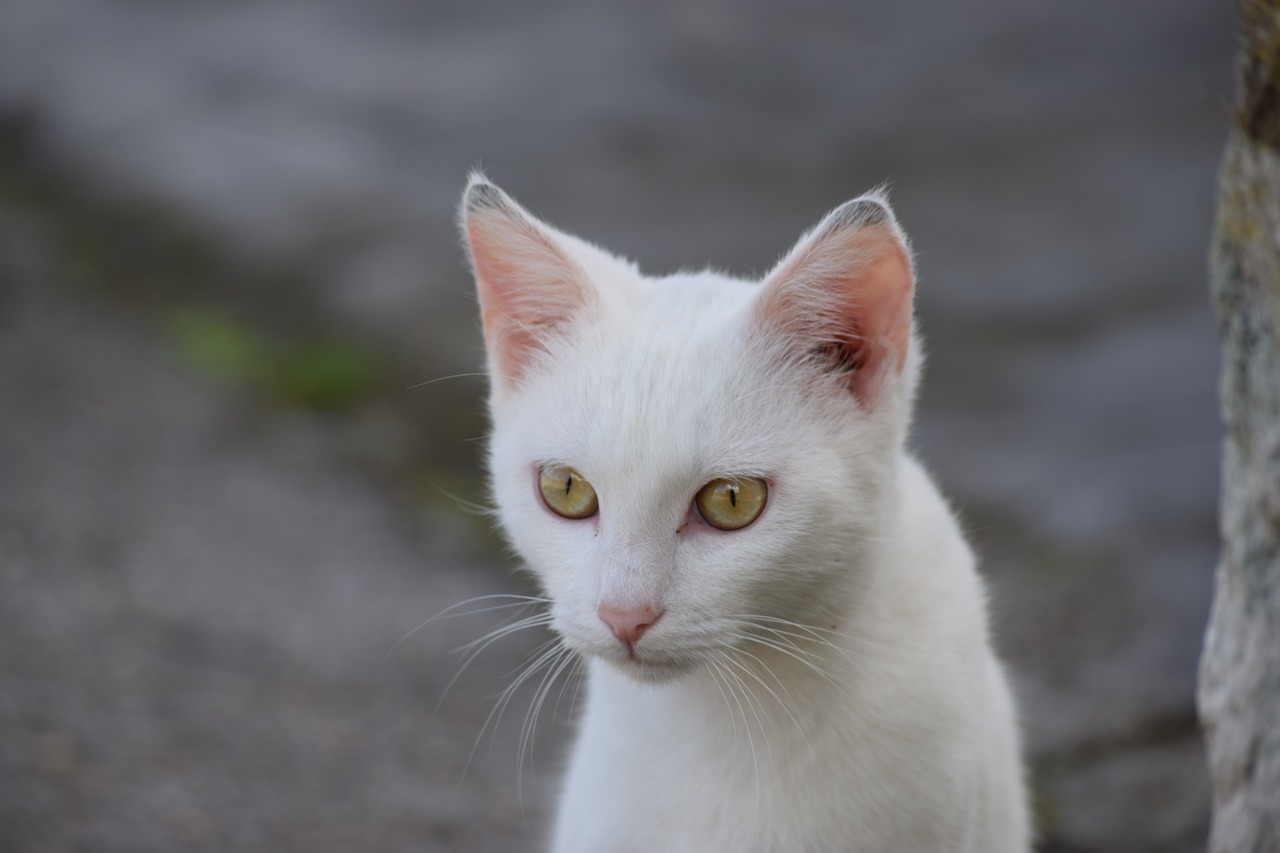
<box><xmin>0</xmin><ymin>1</ymin><xmax>1234</xmax><ymax>850</ymax></box>
<box><xmin>1201</xmin><ymin>120</ymin><xmax>1280</xmax><ymax>852</ymax></box>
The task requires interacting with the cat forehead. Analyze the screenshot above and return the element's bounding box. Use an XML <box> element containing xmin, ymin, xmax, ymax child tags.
<box><xmin>630</xmin><ymin>270</ymin><xmax>757</xmax><ymax>336</ymax></box>
<box><xmin>498</xmin><ymin>271</ymin><xmax>798</xmax><ymax>464</ymax></box>
<box><xmin>524</xmin><ymin>267</ymin><xmax>760</xmax><ymax>380</ymax></box>
<box><xmin>578</xmin><ymin>271</ymin><xmax>765</xmax><ymax>400</ymax></box>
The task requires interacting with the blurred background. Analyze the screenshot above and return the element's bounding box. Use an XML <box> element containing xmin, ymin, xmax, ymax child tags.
<box><xmin>0</xmin><ymin>1</ymin><xmax>1233</xmax><ymax>851</ymax></box>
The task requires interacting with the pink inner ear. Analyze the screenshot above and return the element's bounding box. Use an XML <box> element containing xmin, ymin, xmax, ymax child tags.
<box><xmin>758</xmin><ymin>221</ymin><xmax>914</xmax><ymax>407</ymax></box>
<box><xmin>838</xmin><ymin>229</ymin><xmax>913</xmax><ymax>375</ymax></box>
<box><xmin>466</xmin><ymin>210</ymin><xmax>591</xmax><ymax>387</ymax></box>
<box><xmin>468</xmin><ymin>219</ymin><xmax>544</xmax><ymax>381</ymax></box>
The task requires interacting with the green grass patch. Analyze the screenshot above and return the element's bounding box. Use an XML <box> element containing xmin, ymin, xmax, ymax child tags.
<box><xmin>167</xmin><ymin>306</ymin><xmax>380</xmax><ymax>409</ymax></box>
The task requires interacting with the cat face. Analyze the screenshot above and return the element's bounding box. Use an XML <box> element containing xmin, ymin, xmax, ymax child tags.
<box><xmin>462</xmin><ymin>176</ymin><xmax>917</xmax><ymax>684</ymax></box>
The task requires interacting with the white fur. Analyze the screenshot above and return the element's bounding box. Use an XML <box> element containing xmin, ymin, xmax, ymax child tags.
<box><xmin>464</xmin><ymin>177</ymin><xmax>1030</xmax><ymax>852</ymax></box>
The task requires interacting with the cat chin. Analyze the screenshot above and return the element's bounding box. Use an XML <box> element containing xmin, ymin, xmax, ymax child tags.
<box><xmin>597</xmin><ymin>652</ymin><xmax>697</xmax><ymax>686</ymax></box>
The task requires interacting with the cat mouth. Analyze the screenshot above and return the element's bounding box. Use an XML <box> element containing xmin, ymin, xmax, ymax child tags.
<box><xmin>601</xmin><ymin>647</ymin><xmax>697</xmax><ymax>684</ymax></box>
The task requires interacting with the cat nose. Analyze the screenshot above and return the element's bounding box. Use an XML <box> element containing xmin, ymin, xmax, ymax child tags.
<box><xmin>597</xmin><ymin>602</ymin><xmax>662</xmax><ymax>648</ymax></box>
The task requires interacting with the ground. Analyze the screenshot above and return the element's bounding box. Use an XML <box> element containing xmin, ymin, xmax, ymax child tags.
<box><xmin>0</xmin><ymin>2</ymin><xmax>1233</xmax><ymax>850</ymax></box>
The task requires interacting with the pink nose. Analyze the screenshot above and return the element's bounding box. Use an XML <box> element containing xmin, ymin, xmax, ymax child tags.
<box><xmin>598</xmin><ymin>602</ymin><xmax>662</xmax><ymax>648</ymax></box>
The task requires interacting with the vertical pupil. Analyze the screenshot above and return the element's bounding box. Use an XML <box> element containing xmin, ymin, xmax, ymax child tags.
<box><xmin>729</xmin><ymin>485</ymin><xmax>737</xmax><ymax>507</ymax></box>
<box><xmin>565</xmin><ymin>474</ymin><xmax>574</xmax><ymax>496</ymax></box>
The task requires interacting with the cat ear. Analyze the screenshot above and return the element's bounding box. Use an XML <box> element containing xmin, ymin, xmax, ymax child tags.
<box><xmin>755</xmin><ymin>193</ymin><xmax>915</xmax><ymax>407</ymax></box>
<box><xmin>460</xmin><ymin>175</ymin><xmax>595</xmax><ymax>392</ymax></box>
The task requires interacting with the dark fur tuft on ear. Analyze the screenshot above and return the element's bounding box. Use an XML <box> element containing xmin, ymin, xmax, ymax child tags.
<box><xmin>825</xmin><ymin>197</ymin><xmax>891</xmax><ymax>232</ymax></box>
<box><xmin>463</xmin><ymin>175</ymin><xmax>514</xmax><ymax>215</ymax></box>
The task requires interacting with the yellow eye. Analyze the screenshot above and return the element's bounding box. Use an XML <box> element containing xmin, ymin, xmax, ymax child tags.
<box><xmin>695</xmin><ymin>477</ymin><xmax>767</xmax><ymax>531</ymax></box>
<box><xmin>539</xmin><ymin>464</ymin><xmax>599</xmax><ymax>519</ymax></box>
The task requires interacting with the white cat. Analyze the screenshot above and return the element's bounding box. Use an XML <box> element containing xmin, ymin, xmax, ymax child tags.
<box><xmin>459</xmin><ymin>174</ymin><xmax>1030</xmax><ymax>853</ymax></box>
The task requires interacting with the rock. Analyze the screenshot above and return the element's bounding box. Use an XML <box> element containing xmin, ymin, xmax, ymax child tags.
<box><xmin>1200</xmin><ymin>4</ymin><xmax>1280</xmax><ymax>842</ymax></box>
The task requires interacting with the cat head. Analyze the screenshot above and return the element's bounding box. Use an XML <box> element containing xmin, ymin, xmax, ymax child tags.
<box><xmin>461</xmin><ymin>174</ymin><xmax>920</xmax><ymax>683</ymax></box>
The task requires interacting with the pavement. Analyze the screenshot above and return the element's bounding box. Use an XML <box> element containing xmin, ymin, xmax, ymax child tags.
<box><xmin>0</xmin><ymin>1</ymin><xmax>1235</xmax><ymax>851</ymax></box>
<box><xmin>0</xmin><ymin>210</ymin><xmax>557</xmax><ymax>851</ymax></box>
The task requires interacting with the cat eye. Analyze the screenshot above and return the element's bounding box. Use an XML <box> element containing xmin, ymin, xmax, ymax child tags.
<box><xmin>539</xmin><ymin>464</ymin><xmax>600</xmax><ymax>519</ymax></box>
<box><xmin>695</xmin><ymin>477</ymin><xmax>767</xmax><ymax>531</ymax></box>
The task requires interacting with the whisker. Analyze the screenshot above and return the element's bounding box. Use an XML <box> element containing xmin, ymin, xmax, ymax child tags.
<box><xmin>498</xmin><ymin>644</ymin><xmax>567</xmax><ymax>769</ymax></box>
<box><xmin>386</xmin><ymin>593</ymin><xmax>550</xmax><ymax>659</ymax></box>
<box><xmin>717</xmin><ymin>651</ymin><xmax>783</xmax><ymax>761</ymax></box>
<box><xmin>739</xmin><ymin>626</ymin><xmax>829</xmax><ymax>664</ymax></box>
<box><xmin>741</xmin><ymin>629</ymin><xmax>843</xmax><ymax>677</ymax></box>
<box><xmin>425</xmin><ymin>484</ymin><xmax>497</xmax><ymax>517</ymax></box>
<box><xmin>519</xmin><ymin>647</ymin><xmax>578</xmax><ymax>789</ymax></box>
<box><xmin>711</xmin><ymin>650</ymin><xmax>763</xmax><ymax>811</ymax></box>
<box><xmin>431</xmin><ymin>607</ymin><xmax>554</xmax><ymax>716</ymax></box>
<box><xmin>496</xmin><ymin>634</ymin><xmax>562</xmax><ymax>680</ymax></box>
<box><xmin>725</xmin><ymin>644</ymin><xmax>808</xmax><ymax>735</ymax></box>
<box><xmin>703</xmin><ymin>660</ymin><xmax>740</xmax><ymax>743</ymax></box>
<box><xmin>553</xmin><ymin>656</ymin><xmax>587</xmax><ymax>724</ymax></box>
<box><xmin>435</xmin><ymin>624</ymin><xmax>555</xmax><ymax>717</ymax></box>
<box><xmin>741</xmin><ymin>613</ymin><xmax>897</xmax><ymax>653</ymax></box>
<box><xmin>462</xmin><ymin>639</ymin><xmax>565</xmax><ymax>781</ymax></box>
<box><xmin>406</xmin><ymin>371</ymin><xmax>491</xmax><ymax>390</ymax></box>
<box><xmin>520</xmin><ymin>646</ymin><xmax>570</xmax><ymax>759</ymax></box>
<box><xmin>455</xmin><ymin>613</ymin><xmax>555</xmax><ymax>657</ymax></box>
<box><xmin>567</xmin><ymin>657</ymin><xmax>588</xmax><ymax>720</ymax></box>
<box><xmin>725</xmin><ymin>614</ymin><xmax>875</xmax><ymax>693</ymax></box>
